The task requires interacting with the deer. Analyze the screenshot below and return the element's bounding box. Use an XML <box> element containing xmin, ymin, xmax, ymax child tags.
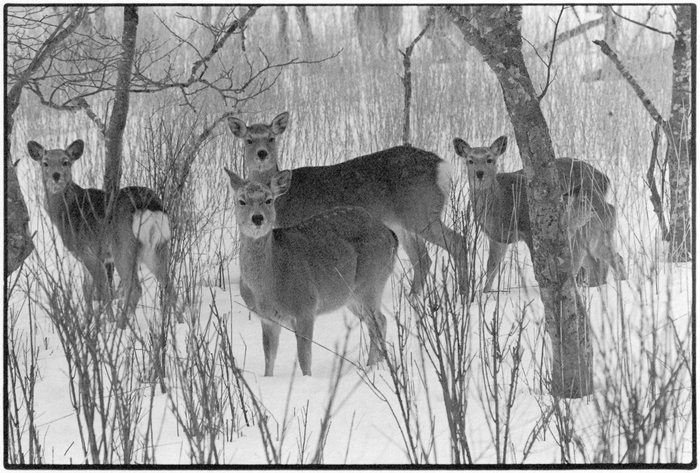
<box><xmin>227</xmin><ymin>111</ymin><xmax>468</xmax><ymax>297</ymax></box>
<box><xmin>28</xmin><ymin>139</ymin><xmax>176</xmax><ymax>328</ymax></box>
<box><xmin>224</xmin><ymin>168</ymin><xmax>397</xmax><ymax>377</ymax></box>
<box><xmin>452</xmin><ymin>135</ymin><xmax>626</xmax><ymax>292</ymax></box>
<box><xmin>563</xmin><ymin>183</ymin><xmax>628</xmax><ymax>284</ymax></box>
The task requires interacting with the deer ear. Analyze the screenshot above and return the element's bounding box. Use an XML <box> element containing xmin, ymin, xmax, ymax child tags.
<box><xmin>227</xmin><ymin>117</ymin><xmax>247</xmax><ymax>138</ymax></box>
<box><xmin>270</xmin><ymin>170</ymin><xmax>292</xmax><ymax>197</ymax></box>
<box><xmin>271</xmin><ymin>112</ymin><xmax>289</xmax><ymax>136</ymax></box>
<box><xmin>27</xmin><ymin>141</ymin><xmax>45</xmax><ymax>161</ymax></box>
<box><xmin>224</xmin><ymin>167</ymin><xmax>245</xmax><ymax>192</ymax></box>
<box><xmin>452</xmin><ymin>138</ymin><xmax>471</xmax><ymax>158</ymax></box>
<box><xmin>66</xmin><ymin>140</ymin><xmax>84</xmax><ymax>161</ymax></box>
<box><xmin>490</xmin><ymin>136</ymin><xmax>508</xmax><ymax>156</ymax></box>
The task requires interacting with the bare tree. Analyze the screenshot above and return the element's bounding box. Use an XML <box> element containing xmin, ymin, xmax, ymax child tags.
<box><xmin>5</xmin><ymin>6</ymin><xmax>89</xmax><ymax>277</ymax></box>
<box><xmin>20</xmin><ymin>6</ymin><xmax>336</xmax><ymax>145</ymax></box>
<box><xmin>445</xmin><ymin>6</ymin><xmax>593</xmax><ymax>398</ymax></box>
<box><xmin>400</xmin><ymin>15</ymin><xmax>433</xmax><ymax>145</ymax></box>
<box><xmin>665</xmin><ymin>5</ymin><xmax>692</xmax><ymax>262</ymax></box>
<box><xmin>594</xmin><ymin>5</ymin><xmax>691</xmax><ymax>261</ymax></box>
<box><xmin>104</xmin><ymin>6</ymin><xmax>138</xmax><ymax>200</ymax></box>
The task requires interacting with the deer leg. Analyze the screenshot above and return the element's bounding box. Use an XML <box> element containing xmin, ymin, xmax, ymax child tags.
<box><xmin>148</xmin><ymin>241</ymin><xmax>181</xmax><ymax>323</ymax></box>
<box><xmin>240</xmin><ymin>277</ymin><xmax>256</xmax><ymax>311</ymax></box>
<box><xmin>113</xmin><ymin>240</ymin><xmax>141</xmax><ymax>329</ymax></box>
<box><xmin>294</xmin><ymin>316</ymin><xmax>315</xmax><ymax>376</ymax></box>
<box><xmin>484</xmin><ymin>238</ymin><xmax>508</xmax><ymax>292</ymax></box>
<box><xmin>349</xmin><ymin>301</ymin><xmax>387</xmax><ymax>366</ymax></box>
<box><xmin>420</xmin><ymin>220</ymin><xmax>469</xmax><ymax>295</ymax></box>
<box><xmin>393</xmin><ymin>227</ymin><xmax>430</xmax><ymax>297</ymax></box>
<box><xmin>105</xmin><ymin>261</ymin><xmax>115</xmax><ymax>297</ymax></box>
<box><xmin>82</xmin><ymin>256</ymin><xmax>114</xmax><ymax>322</ymax></box>
<box><xmin>261</xmin><ymin>320</ymin><xmax>281</xmax><ymax>377</ymax></box>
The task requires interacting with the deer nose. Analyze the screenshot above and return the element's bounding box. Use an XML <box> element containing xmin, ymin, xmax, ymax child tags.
<box><xmin>476</xmin><ymin>170</ymin><xmax>484</xmax><ymax>179</ymax></box>
<box><xmin>52</xmin><ymin>173</ymin><xmax>61</xmax><ymax>182</ymax></box>
<box><xmin>252</xmin><ymin>214</ymin><xmax>264</xmax><ymax>226</ymax></box>
<box><xmin>257</xmin><ymin>150</ymin><xmax>268</xmax><ymax>160</ymax></box>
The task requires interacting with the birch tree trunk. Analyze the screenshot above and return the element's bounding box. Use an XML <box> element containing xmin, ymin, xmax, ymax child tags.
<box><xmin>445</xmin><ymin>6</ymin><xmax>592</xmax><ymax>398</ymax></box>
<box><xmin>104</xmin><ymin>6</ymin><xmax>139</xmax><ymax>200</ymax></box>
<box><xmin>666</xmin><ymin>5</ymin><xmax>692</xmax><ymax>262</ymax></box>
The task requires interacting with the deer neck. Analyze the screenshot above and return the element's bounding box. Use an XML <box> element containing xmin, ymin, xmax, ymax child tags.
<box><xmin>43</xmin><ymin>182</ymin><xmax>80</xmax><ymax>225</ymax></box>
<box><xmin>239</xmin><ymin>232</ymin><xmax>275</xmax><ymax>293</ymax></box>
<box><xmin>469</xmin><ymin>178</ymin><xmax>501</xmax><ymax>225</ymax></box>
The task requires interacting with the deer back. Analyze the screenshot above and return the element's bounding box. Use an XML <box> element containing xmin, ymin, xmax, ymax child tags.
<box><xmin>248</xmin><ymin>207</ymin><xmax>397</xmax><ymax>318</ymax></box>
<box><xmin>273</xmin><ymin>146</ymin><xmax>448</xmax><ymax>230</ymax></box>
<box><xmin>555</xmin><ymin>158</ymin><xmax>610</xmax><ymax>200</ymax></box>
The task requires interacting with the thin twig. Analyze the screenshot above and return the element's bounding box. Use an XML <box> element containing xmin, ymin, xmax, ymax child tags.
<box><xmin>539</xmin><ymin>15</ymin><xmax>605</xmax><ymax>52</ymax></box>
<box><xmin>593</xmin><ymin>40</ymin><xmax>673</xmax><ymax>141</ymax></box>
<box><xmin>400</xmin><ymin>13</ymin><xmax>434</xmax><ymax>145</ymax></box>
<box><xmin>538</xmin><ymin>7</ymin><xmax>565</xmax><ymax>101</ymax></box>
<box><xmin>189</xmin><ymin>6</ymin><xmax>260</xmax><ymax>82</ymax></box>
<box><xmin>611</xmin><ymin>7</ymin><xmax>675</xmax><ymax>39</ymax></box>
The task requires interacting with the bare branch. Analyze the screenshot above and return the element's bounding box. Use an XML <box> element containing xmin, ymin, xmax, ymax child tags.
<box><xmin>189</xmin><ymin>6</ymin><xmax>259</xmax><ymax>82</ymax></box>
<box><xmin>442</xmin><ymin>6</ymin><xmax>493</xmax><ymax>57</ymax></box>
<box><xmin>593</xmin><ymin>40</ymin><xmax>671</xmax><ymax>136</ymax></box>
<box><xmin>75</xmin><ymin>97</ymin><xmax>108</xmax><ymax>135</ymax></box>
<box><xmin>611</xmin><ymin>7</ymin><xmax>675</xmax><ymax>38</ymax></box>
<box><xmin>7</xmin><ymin>7</ymin><xmax>88</xmax><ymax>114</ymax></box>
<box><xmin>645</xmin><ymin>124</ymin><xmax>670</xmax><ymax>241</ymax></box>
<box><xmin>539</xmin><ymin>16</ymin><xmax>605</xmax><ymax>52</ymax></box>
<box><xmin>401</xmin><ymin>12</ymin><xmax>434</xmax><ymax>145</ymax></box>
<box><xmin>537</xmin><ymin>7</ymin><xmax>565</xmax><ymax>101</ymax></box>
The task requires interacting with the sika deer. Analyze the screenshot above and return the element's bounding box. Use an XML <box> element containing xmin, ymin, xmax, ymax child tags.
<box><xmin>452</xmin><ymin>135</ymin><xmax>626</xmax><ymax>291</ymax></box>
<box><xmin>224</xmin><ymin>168</ymin><xmax>397</xmax><ymax>377</ymax></box>
<box><xmin>227</xmin><ymin>112</ymin><xmax>468</xmax><ymax>297</ymax></box>
<box><xmin>564</xmin><ymin>185</ymin><xmax>628</xmax><ymax>284</ymax></box>
<box><xmin>28</xmin><ymin>140</ymin><xmax>175</xmax><ymax>328</ymax></box>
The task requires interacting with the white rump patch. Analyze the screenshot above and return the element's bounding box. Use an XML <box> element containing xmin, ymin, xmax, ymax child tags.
<box><xmin>132</xmin><ymin>210</ymin><xmax>171</xmax><ymax>248</ymax></box>
<box><xmin>436</xmin><ymin>161</ymin><xmax>454</xmax><ymax>199</ymax></box>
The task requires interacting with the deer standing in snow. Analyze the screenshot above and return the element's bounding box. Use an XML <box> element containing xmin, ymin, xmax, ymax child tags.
<box><xmin>228</xmin><ymin>112</ymin><xmax>468</xmax><ymax>297</ymax></box>
<box><xmin>225</xmin><ymin>168</ymin><xmax>397</xmax><ymax>376</ymax></box>
<box><xmin>28</xmin><ymin>139</ymin><xmax>175</xmax><ymax>327</ymax></box>
<box><xmin>453</xmin><ymin>135</ymin><xmax>626</xmax><ymax>291</ymax></box>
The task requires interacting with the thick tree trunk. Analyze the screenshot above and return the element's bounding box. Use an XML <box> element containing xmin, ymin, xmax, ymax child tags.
<box><xmin>6</xmin><ymin>93</ymin><xmax>35</xmax><ymax>277</ymax></box>
<box><xmin>666</xmin><ymin>5</ymin><xmax>692</xmax><ymax>262</ymax></box>
<box><xmin>5</xmin><ymin>145</ymin><xmax>35</xmax><ymax>277</ymax></box>
<box><xmin>446</xmin><ymin>6</ymin><xmax>592</xmax><ymax>398</ymax></box>
<box><xmin>104</xmin><ymin>6</ymin><xmax>139</xmax><ymax>200</ymax></box>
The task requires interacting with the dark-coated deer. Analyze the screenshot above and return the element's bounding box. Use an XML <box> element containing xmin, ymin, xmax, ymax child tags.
<box><xmin>453</xmin><ymin>135</ymin><xmax>626</xmax><ymax>291</ymax></box>
<box><xmin>225</xmin><ymin>168</ymin><xmax>396</xmax><ymax>376</ymax></box>
<box><xmin>28</xmin><ymin>139</ymin><xmax>175</xmax><ymax>327</ymax></box>
<box><xmin>228</xmin><ymin>112</ymin><xmax>468</xmax><ymax>297</ymax></box>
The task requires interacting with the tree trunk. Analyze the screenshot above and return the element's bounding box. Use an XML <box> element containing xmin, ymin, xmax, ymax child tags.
<box><xmin>666</xmin><ymin>5</ymin><xmax>692</xmax><ymax>262</ymax></box>
<box><xmin>6</xmin><ymin>92</ymin><xmax>35</xmax><ymax>277</ymax></box>
<box><xmin>446</xmin><ymin>6</ymin><xmax>592</xmax><ymax>398</ymax></box>
<box><xmin>5</xmin><ymin>144</ymin><xmax>35</xmax><ymax>277</ymax></box>
<box><xmin>104</xmin><ymin>6</ymin><xmax>139</xmax><ymax>200</ymax></box>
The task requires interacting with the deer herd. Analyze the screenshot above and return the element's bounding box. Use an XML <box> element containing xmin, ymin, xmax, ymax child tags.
<box><xmin>28</xmin><ymin>112</ymin><xmax>626</xmax><ymax>377</ymax></box>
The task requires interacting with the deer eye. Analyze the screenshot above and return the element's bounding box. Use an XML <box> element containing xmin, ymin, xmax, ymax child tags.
<box><xmin>467</xmin><ymin>159</ymin><xmax>474</xmax><ymax>165</ymax></box>
<box><xmin>268</xmin><ymin>137</ymin><xmax>275</xmax><ymax>143</ymax></box>
<box><xmin>245</xmin><ymin>139</ymin><xmax>253</xmax><ymax>145</ymax></box>
<box><xmin>265</xmin><ymin>198</ymin><xmax>273</xmax><ymax>205</ymax></box>
<box><xmin>63</xmin><ymin>160</ymin><xmax>70</xmax><ymax>166</ymax></box>
<box><xmin>486</xmin><ymin>159</ymin><xmax>494</xmax><ymax>164</ymax></box>
<box><xmin>238</xmin><ymin>199</ymin><xmax>246</xmax><ymax>206</ymax></box>
<box><xmin>43</xmin><ymin>162</ymin><xmax>49</xmax><ymax>167</ymax></box>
